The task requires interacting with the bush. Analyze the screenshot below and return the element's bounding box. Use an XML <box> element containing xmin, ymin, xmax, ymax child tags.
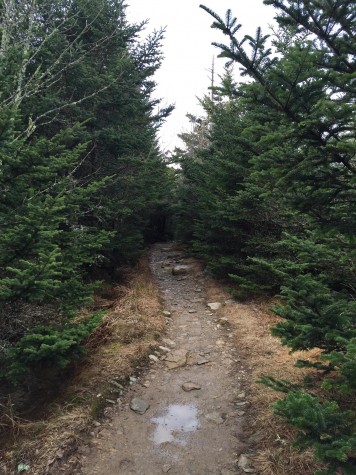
<box><xmin>273</xmin><ymin>391</ymin><xmax>356</xmax><ymax>474</ymax></box>
<box><xmin>2</xmin><ymin>311</ymin><xmax>105</xmax><ymax>384</ymax></box>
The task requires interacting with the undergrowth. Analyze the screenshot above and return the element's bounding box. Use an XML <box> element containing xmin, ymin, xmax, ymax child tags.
<box><xmin>0</xmin><ymin>256</ymin><xmax>165</xmax><ymax>474</ymax></box>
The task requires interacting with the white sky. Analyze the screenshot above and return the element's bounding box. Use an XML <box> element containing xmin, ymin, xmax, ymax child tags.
<box><xmin>126</xmin><ymin>0</ymin><xmax>276</xmax><ymax>152</ymax></box>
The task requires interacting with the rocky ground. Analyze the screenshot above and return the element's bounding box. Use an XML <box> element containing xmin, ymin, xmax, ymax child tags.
<box><xmin>75</xmin><ymin>243</ymin><xmax>256</xmax><ymax>475</ymax></box>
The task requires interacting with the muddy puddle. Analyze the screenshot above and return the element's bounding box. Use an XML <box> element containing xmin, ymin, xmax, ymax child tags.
<box><xmin>151</xmin><ymin>404</ymin><xmax>199</xmax><ymax>446</ymax></box>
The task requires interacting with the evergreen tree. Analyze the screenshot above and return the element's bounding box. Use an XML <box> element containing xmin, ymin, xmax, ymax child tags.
<box><xmin>0</xmin><ymin>0</ymin><xmax>172</xmax><ymax>383</ymax></box>
<box><xmin>173</xmin><ymin>1</ymin><xmax>356</xmax><ymax>471</ymax></box>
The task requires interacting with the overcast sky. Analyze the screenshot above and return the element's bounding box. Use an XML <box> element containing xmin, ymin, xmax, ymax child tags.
<box><xmin>126</xmin><ymin>1</ymin><xmax>276</xmax><ymax>151</ymax></box>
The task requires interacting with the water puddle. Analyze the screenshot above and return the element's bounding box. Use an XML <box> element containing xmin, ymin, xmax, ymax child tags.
<box><xmin>151</xmin><ymin>404</ymin><xmax>199</xmax><ymax>446</ymax></box>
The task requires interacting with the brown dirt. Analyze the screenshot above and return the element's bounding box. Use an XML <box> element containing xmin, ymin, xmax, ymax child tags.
<box><xmin>1</xmin><ymin>244</ymin><xmax>323</xmax><ymax>475</ymax></box>
<box><xmin>73</xmin><ymin>243</ymin><xmax>247</xmax><ymax>475</ymax></box>
<box><xmin>205</xmin><ymin>291</ymin><xmax>323</xmax><ymax>474</ymax></box>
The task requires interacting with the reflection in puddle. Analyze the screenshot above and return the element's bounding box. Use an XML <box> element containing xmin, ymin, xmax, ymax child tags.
<box><xmin>152</xmin><ymin>404</ymin><xmax>199</xmax><ymax>445</ymax></box>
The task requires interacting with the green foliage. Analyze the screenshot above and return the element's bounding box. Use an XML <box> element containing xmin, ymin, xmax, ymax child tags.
<box><xmin>322</xmin><ymin>338</ymin><xmax>356</xmax><ymax>394</ymax></box>
<box><xmin>0</xmin><ymin>0</ymin><xmax>173</xmax><ymax>381</ymax></box>
<box><xmin>273</xmin><ymin>275</ymin><xmax>356</xmax><ymax>352</ymax></box>
<box><xmin>273</xmin><ymin>391</ymin><xmax>356</xmax><ymax>474</ymax></box>
<box><xmin>173</xmin><ymin>1</ymin><xmax>356</xmax><ymax>472</ymax></box>
<box><xmin>2</xmin><ymin>311</ymin><xmax>105</xmax><ymax>383</ymax></box>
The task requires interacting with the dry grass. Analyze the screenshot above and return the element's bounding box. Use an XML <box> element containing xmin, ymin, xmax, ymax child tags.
<box><xmin>203</xmin><ymin>278</ymin><xmax>323</xmax><ymax>475</ymax></box>
<box><xmin>0</xmin><ymin>256</ymin><xmax>165</xmax><ymax>475</ymax></box>
<box><xmin>0</xmin><ymin>250</ymin><xmax>327</xmax><ymax>475</ymax></box>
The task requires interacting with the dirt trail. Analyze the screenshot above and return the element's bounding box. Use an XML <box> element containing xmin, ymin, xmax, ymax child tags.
<box><xmin>77</xmin><ymin>243</ymin><xmax>250</xmax><ymax>475</ymax></box>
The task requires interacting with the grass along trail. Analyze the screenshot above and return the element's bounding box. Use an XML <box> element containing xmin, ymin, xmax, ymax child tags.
<box><xmin>40</xmin><ymin>242</ymin><xmax>318</xmax><ymax>475</ymax></box>
<box><xmin>75</xmin><ymin>242</ymin><xmax>249</xmax><ymax>475</ymax></box>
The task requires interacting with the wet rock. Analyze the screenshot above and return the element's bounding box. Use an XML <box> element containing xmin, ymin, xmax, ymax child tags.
<box><xmin>162</xmin><ymin>310</ymin><xmax>172</xmax><ymax>317</ymax></box>
<box><xmin>205</xmin><ymin>412</ymin><xmax>225</xmax><ymax>424</ymax></box>
<box><xmin>130</xmin><ymin>398</ymin><xmax>150</xmax><ymax>415</ymax></box>
<box><xmin>182</xmin><ymin>382</ymin><xmax>202</xmax><ymax>392</ymax></box>
<box><xmin>172</xmin><ymin>265</ymin><xmax>191</xmax><ymax>276</ymax></box>
<box><xmin>238</xmin><ymin>454</ymin><xmax>254</xmax><ymax>473</ymax></box>
<box><xmin>165</xmin><ymin>349</ymin><xmax>188</xmax><ymax>369</ymax></box>
<box><xmin>207</xmin><ymin>302</ymin><xmax>222</xmax><ymax>310</ymax></box>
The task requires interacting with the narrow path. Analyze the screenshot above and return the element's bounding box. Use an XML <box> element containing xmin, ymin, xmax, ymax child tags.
<box><xmin>78</xmin><ymin>243</ymin><xmax>248</xmax><ymax>475</ymax></box>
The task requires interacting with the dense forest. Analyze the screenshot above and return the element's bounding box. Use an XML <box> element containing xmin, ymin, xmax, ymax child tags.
<box><xmin>174</xmin><ymin>1</ymin><xmax>355</xmax><ymax>473</ymax></box>
<box><xmin>0</xmin><ymin>0</ymin><xmax>172</xmax><ymax>383</ymax></box>
<box><xmin>0</xmin><ymin>0</ymin><xmax>355</xmax><ymax>473</ymax></box>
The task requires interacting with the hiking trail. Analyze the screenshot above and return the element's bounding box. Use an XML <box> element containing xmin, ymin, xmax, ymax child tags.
<box><xmin>76</xmin><ymin>243</ymin><xmax>252</xmax><ymax>475</ymax></box>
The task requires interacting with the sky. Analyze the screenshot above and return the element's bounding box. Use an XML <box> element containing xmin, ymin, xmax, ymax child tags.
<box><xmin>126</xmin><ymin>0</ymin><xmax>276</xmax><ymax>152</ymax></box>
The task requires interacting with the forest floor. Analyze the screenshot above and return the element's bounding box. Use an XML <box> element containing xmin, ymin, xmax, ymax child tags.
<box><xmin>1</xmin><ymin>243</ymin><xmax>321</xmax><ymax>475</ymax></box>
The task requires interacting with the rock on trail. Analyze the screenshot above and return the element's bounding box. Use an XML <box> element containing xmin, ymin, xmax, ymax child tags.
<box><xmin>164</xmin><ymin>348</ymin><xmax>189</xmax><ymax>369</ymax></box>
<box><xmin>75</xmin><ymin>243</ymin><xmax>249</xmax><ymax>475</ymax></box>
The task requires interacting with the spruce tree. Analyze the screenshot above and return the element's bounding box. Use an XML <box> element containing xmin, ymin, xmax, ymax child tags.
<box><xmin>174</xmin><ymin>2</ymin><xmax>356</xmax><ymax>471</ymax></box>
<box><xmin>0</xmin><ymin>0</ymin><xmax>173</xmax><ymax>383</ymax></box>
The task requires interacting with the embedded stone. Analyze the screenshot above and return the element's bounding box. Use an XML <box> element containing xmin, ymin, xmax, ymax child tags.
<box><xmin>130</xmin><ymin>398</ymin><xmax>150</xmax><ymax>415</ymax></box>
<box><xmin>182</xmin><ymin>382</ymin><xmax>202</xmax><ymax>392</ymax></box>
<box><xmin>165</xmin><ymin>349</ymin><xmax>188</xmax><ymax>369</ymax></box>
<box><xmin>217</xmin><ymin>317</ymin><xmax>229</xmax><ymax>325</ymax></box>
<box><xmin>205</xmin><ymin>412</ymin><xmax>225</xmax><ymax>424</ymax></box>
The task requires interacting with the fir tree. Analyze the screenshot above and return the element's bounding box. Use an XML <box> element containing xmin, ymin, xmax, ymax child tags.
<box><xmin>173</xmin><ymin>2</ymin><xmax>356</xmax><ymax>471</ymax></box>
<box><xmin>0</xmin><ymin>0</ymin><xmax>173</xmax><ymax>383</ymax></box>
